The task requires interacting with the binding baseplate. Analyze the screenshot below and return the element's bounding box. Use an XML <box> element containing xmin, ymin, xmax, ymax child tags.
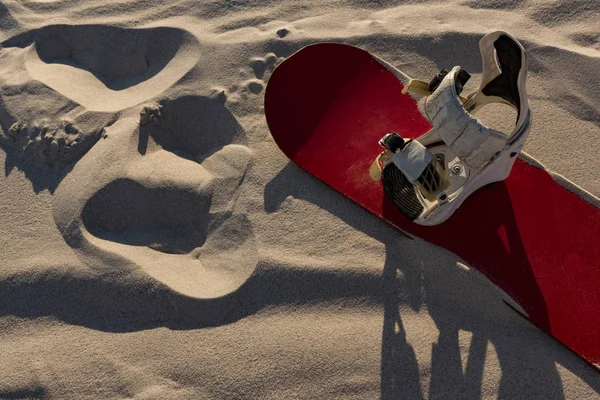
<box><xmin>371</xmin><ymin>31</ymin><xmax>531</xmax><ymax>226</ymax></box>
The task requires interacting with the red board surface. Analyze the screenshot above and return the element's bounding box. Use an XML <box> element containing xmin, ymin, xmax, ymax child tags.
<box><xmin>264</xmin><ymin>43</ymin><xmax>600</xmax><ymax>367</ymax></box>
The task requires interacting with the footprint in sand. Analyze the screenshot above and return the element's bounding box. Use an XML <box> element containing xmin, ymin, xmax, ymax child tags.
<box><xmin>239</xmin><ymin>52</ymin><xmax>280</xmax><ymax>96</ymax></box>
<box><xmin>226</xmin><ymin>27</ymin><xmax>290</xmax><ymax>102</ymax></box>
<box><xmin>53</xmin><ymin>95</ymin><xmax>258</xmax><ymax>299</ymax></box>
<box><xmin>2</xmin><ymin>24</ymin><xmax>200</xmax><ymax>112</ymax></box>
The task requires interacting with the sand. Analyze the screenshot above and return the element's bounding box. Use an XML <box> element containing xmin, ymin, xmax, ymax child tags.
<box><xmin>0</xmin><ymin>0</ymin><xmax>599</xmax><ymax>398</ymax></box>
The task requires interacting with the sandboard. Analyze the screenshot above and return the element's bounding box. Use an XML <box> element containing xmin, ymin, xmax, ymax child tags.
<box><xmin>264</xmin><ymin>43</ymin><xmax>600</xmax><ymax>368</ymax></box>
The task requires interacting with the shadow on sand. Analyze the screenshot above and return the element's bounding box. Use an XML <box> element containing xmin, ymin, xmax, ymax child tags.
<box><xmin>1</xmin><ymin>160</ymin><xmax>599</xmax><ymax>397</ymax></box>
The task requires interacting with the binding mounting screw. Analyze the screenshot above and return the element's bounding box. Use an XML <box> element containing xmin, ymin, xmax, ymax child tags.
<box><xmin>451</xmin><ymin>164</ymin><xmax>463</xmax><ymax>175</ymax></box>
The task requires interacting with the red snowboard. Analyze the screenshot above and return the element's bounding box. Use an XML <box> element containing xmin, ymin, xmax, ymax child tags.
<box><xmin>264</xmin><ymin>43</ymin><xmax>600</xmax><ymax>368</ymax></box>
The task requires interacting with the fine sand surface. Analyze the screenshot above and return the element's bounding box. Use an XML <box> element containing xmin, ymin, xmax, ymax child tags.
<box><xmin>0</xmin><ymin>0</ymin><xmax>599</xmax><ymax>398</ymax></box>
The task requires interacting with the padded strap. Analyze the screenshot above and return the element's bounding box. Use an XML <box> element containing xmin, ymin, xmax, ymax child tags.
<box><xmin>424</xmin><ymin>67</ymin><xmax>507</xmax><ymax>168</ymax></box>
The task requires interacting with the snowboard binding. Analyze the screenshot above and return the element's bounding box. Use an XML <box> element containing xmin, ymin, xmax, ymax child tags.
<box><xmin>371</xmin><ymin>31</ymin><xmax>531</xmax><ymax>226</ymax></box>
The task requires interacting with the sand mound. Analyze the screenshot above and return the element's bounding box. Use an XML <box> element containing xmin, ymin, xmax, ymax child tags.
<box><xmin>0</xmin><ymin>82</ymin><xmax>103</xmax><ymax>173</ymax></box>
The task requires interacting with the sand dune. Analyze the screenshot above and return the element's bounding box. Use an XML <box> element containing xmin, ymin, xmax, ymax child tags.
<box><xmin>0</xmin><ymin>0</ymin><xmax>599</xmax><ymax>398</ymax></box>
